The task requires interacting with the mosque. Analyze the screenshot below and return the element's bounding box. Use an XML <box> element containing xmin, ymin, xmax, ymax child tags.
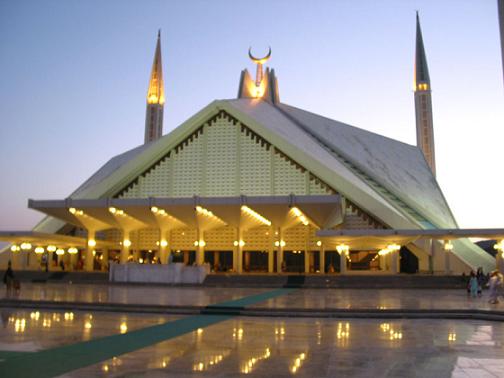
<box><xmin>1</xmin><ymin>15</ymin><xmax>503</xmax><ymax>275</ymax></box>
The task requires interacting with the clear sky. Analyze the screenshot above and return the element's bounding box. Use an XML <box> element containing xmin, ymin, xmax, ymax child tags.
<box><xmin>0</xmin><ymin>0</ymin><xmax>503</xmax><ymax>233</ymax></box>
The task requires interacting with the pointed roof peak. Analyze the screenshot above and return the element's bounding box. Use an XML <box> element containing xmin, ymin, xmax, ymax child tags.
<box><xmin>147</xmin><ymin>31</ymin><xmax>164</xmax><ymax>105</ymax></box>
<box><xmin>414</xmin><ymin>12</ymin><xmax>430</xmax><ymax>89</ymax></box>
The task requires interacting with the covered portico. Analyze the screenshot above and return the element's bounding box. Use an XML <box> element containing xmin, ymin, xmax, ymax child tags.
<box><xmin>26</xmin><ymin>195</ymin><xmax>345</xmax><ymax>273</ymax></box>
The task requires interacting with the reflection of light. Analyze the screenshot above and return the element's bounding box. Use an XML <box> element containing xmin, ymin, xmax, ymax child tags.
<box><xmin>337</xmin><ymin>322</ymin><xmax>350</xmax><ymax>340</ymax></box>
<box><xmin>84</xmin><ymin>321</ymin><xmax>92</xmax><ymax>330</ymax></box>
<box><xmin>64</xmin><ymin>312</ymin><xmax>74</xmax><ymax>321</ymax></box>
<box><xmin>30</xmin><ymin>311</ymin><xmax>40</xmax><ymax>321</ymax></box>
<box><xmin>241</xmin><ymin>348</ymin><xmax>271</xmax><ymax>374</ymax></box>
<box><xmin>14</xmin><ymin>318</ymin><xmax>26</xmax><ymax>333</ymax></box>
<box><xmin>232</xmin><ymin>327</ymin><xmax>244</xmax><ymax>341</ymax></box>
<box><xmin>448</xmin><ymin>332</ymin><xmax>457</xmax><ymax>342</ymax></box>
<box><xmin>102</xmin><ymin>364</ymin><xmax>109</xmax><ymax>372</ymax></box>
<box><xmin>193</xmin><ymin>352</ymin><xmax>228</xmax><ymax>371</ymax></box>
<box><xmin>380</xmin><ymin>323</ymin><xmax>402</xmax><ymax>340</ymax></box>
<box><xmin>120</xmin><ymin>322</ymin><xmax>128</xmax><ymax>334</ymax></box>
<box><xmin>290</xmin><ymin>352</ymin><xmax>307</xmax><ymax>374</ymax></box>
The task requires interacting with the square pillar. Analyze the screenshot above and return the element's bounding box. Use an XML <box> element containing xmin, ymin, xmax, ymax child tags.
<box><xmin>85</xmin><ymin>229</ymin><xmax>96</xmax><ymax>272</ymax></box>
<box><xmin>276</xmin><ymin>228</ymin><xmax>284</xmax><ymax>273</ymax></box>
<box><xmin>339</xmin><ymin>251</ymin><xmax>347</xmax><ymax>274</ymax></box>
<box><xmin>268</xmin><ymin>227</ymin><xmax>275</xmax><ymax>273</ymax></box>
<box><xmin>159</xmin><ymin>229</ymin><xmax>169</xmax><ymax>264</ymax></box>
<box><xmin>196</xmin><ymin>229</ymin><xmax>205</xmax><ymax>266</ymax></box>
<box><xmin>235</xmin><ymin>228</ymin><xmax>243</xmax><ymax>273</ymax></box>
<box><xmin>120</xmin><ymin>230</ymin><xmax>131</xmax><ymax>264</ymax></box>
<box><xmin>390</xmin><ymin>251</ymin><xmax>400</xmax><ymax>274</ymax></box>
<box><xmin>319</xmin><ymin>244</ymin><xmax>325</xmax><ymax>273</ymax></box>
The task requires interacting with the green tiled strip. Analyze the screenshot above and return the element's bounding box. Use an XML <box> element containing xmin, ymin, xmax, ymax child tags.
<box><xmin>0</xmin><ymin>288</ymin><xmax>294</xmax><ymax>378</ymax></box>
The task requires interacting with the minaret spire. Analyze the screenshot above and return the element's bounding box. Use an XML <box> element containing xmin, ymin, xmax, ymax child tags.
<box><xmin>144</xmin><ymin>29</ymin><xmax>164</xmax><ymax>144</ymax></box>
<box><xmin>414</xmin><ymin>12</ymin><xmax>436</xmax><ymax>176</ymax></box>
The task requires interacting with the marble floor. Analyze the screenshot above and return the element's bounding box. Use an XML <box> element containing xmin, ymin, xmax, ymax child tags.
<box><xmin>1</xmin><ymin>309</ymin><xmax>504</xmax><ymax>377</ymax></box>
<box><xmin>2</xmin><ymin>283</ymin><xmax>503</xmax><ymax>311</ymax></box>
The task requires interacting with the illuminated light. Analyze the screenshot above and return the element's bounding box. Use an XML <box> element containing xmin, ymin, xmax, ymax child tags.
<box><xmin>139</xmin><ymin>258</ymin><xmax>144</xmax><ymax>264</ymax></box>
<box><xmin>56</xmin><ymin>248</ymin><xmax>65</xmax><ymax>256</ymax></box>
<box><xmin>316</xmin><ymin>240</ymin><xmax>322</xmax><ymax>247</ymax></box>
<box><xmin>69</xmin><ymin>207</ymin><xmax>76</xmax><ymax>214</ymax></box>
<box><xmin>197</xmin><ymin>328</ymin><xmax>203</xmax><ymax>334</ymax></box>
<box><xmin>120</xmin><ymin>322</ymin><xmax>128</xmax><ymax>334</ymax></box>
<box><xmin>10</xmin><ymin>245</ymin><xmax>20</xmax><ymax>252</ymax></box>
<box><xmin>292</xmin><ymin>207</ymin><xmax>302</xmax><ymax>217</ymax></box>
<box><xmin>194</xmin><ymin>241</ymin><xmax>199</xmax><ymax>246</ymax></box>
<box><xmin>280</xmin><ymin>240</ymin><xmax>286</xmax><ymax>247</ymax></box>
<box><xmin>84</xmin><ymin>321</ymin><xmax>92</xmax><ymax>330</ymax></box>
<box><xmin>14</xmin><ymin>318</ymin><xmax>26</xmax><ymax>333</ymax></box>
<box><xmin>160</xmin><ymin>240</ymin><xmax>168</xmax><ymax>247</ymax></box>
<box><xmin>150</xmin><ymin>206</ymin><xmax>158</xmax><ymax>213</ymax></box>
<box><xmin>30</xmin><ymin>311</ymin><xmax>40</xmax><ymax>320</ymax></box>
<box><xmin>64</xmin><ymin>312</ymin><xmax>74</xmax><ymax>321</ymax></box>
<box><xmin>274</xmin><ymin>241</ymin><xmax>279</xmax><ymax>247</ymax></box>
<box><xmin>444</xmin><ymin>241</ymin><xmax>454</xmax><ymax>251</ymax></box>
<box><xmin>448</xmin><ymin>332</ymin><xmax>457</xmax><ymax>342</ymax></box>
<box><xmin>68</xmin><ymin>247</ymin><xmax>78</xmax><ymax>254</ymax></box>
<box><xmin>387</xmin><ymin>244</ymin><xmax>401</xmax><ymax>252</ymax></box>
<box><xmin>494</xmin><ymin>240</ymin><xmax>504</xmax><ymax>251</ymax></box>
<box><xmin>102</xmin><ymin>364</ymin><xmax>109</xmax><ymax>372</ymax></box>
<box><xmin>34</xmin><ymin>247</ymin><xmax>45</xmax><ymax>254</ymax></box>
<box><xmin>123</xmin><ymin>239</ymin><xmax>131</xmax><ymax>247</ymax></box>
<box><xmin>241</xmin><ymin>206</ymin><xmax>272</xmax><ymax>226</ymax></box>
<box><xmin>20</xmin><ymin>242</ymin><xmax>32</xmax><ymax>250</ymax></box>
<box><xmin>336</xmin><ymin>244</ymin><xmax>349</xmax><ymax>255</ymax></box>
<box><xmin>157</xmin><ymin>209</ymin><xmax>167</xmax><ymax>216</ymax></box>
<box><xmin>108</xmin><ymin>207</ymin><xmax>117</xmax><ymax>214</ymax></box>
<box><xmin>47</xmin><ymin>245</ymin><xmax>57</xmax><ymax>252</ymax></box>
<box><xmin>88</xmin><ymin>239</ymin><xmax>97</xmax><ymax>247</ymax></box>
<box><xmin>92</xmin><ymin>250</ymin><xmax>96</xmax><ymax>256</ymax></box>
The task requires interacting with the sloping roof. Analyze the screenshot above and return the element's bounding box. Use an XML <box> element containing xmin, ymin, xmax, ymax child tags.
<box><xmin>30</xmin><ymin>98</ymin><xmax>493</xmax><ymax>270</ymax></box>
<box><xmin>275</xmin><ymin>102</ymin><xmax>456</xmax><ymax>228</ymax></box>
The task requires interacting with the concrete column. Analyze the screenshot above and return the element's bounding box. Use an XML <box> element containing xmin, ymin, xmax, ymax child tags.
<box><xmin>159</xmin><ymin>229</ymin><xmax>169</xmax><ymax>264</ymax></box>
<box><xmin>390</xmin><ymin>251</ymin><xmax>400</xmax><ymax>274</ymax></box>
<box><xmin>85</xmin><ymin>229</ymin><xmax>96</xmax><ymax>271</ymax></box>
<box><xmin>236</xmin><ymin>228</ymin><xmax>243</xmax><ymax>273</ymax></box>
<box><xmin>444</xmin><ymin>250</ymin><xmax>451</xmax><ymax>275</ymax></box>
<box><xmin>120</xmin><ymin>230</ymin><xmax>131</xmax><ymax>264</ymax></box>
<box><xmin>304</xmin><ymin>251</ymin><xmax>310</xmax><ymax>274</ymax></box>
<box><xmin>244</xmin><ymin>251</ymin><xmax>250</xmax><ymax>272</ymax></box>
<box><xmin>268</xmin><ymin>227</ymin><xmax>274</xmax><ymax>273</ymax></box>
<box><xmin>214</xmin><ymin>251</ymin><xmax>220</xmax><ymax>270</ymax></box>
<box><xmin>183</xmin><ymin>251</ymin><xmax>189</xmax><ymax>265</ymax></box>
<box><xmin>47</xmin><ymin>251</ymin><xmax>54</xmax><ymax>271</ymax></box>
<box><xmin>319</xmin><ymin>244</ymin><xmax>325</xmax><ymax>273</ymax></box>
<box><xmin>276</xmin><ymin>228</ymin><xmax>284</xmax><ymax>273</ymax></box>
<box><xmin>379</xmin><ymin>254</ymin><xmax>386</xmax><ymax>271</ymax></box>
<box><xmin>101</xmin><ymin>249</ymin><xmax>109</xmax><ymax>271</ymax></box>
<box><xmin>496</xmin><ymin>251</ymin><xmax>503</xmax><ymax>274</ymax></box>
<box><xmin>196</xmin><ymin>229</ymin><xmax>205</xmax><ymax>266</ymax></box>
<box><xmin>339</xmin><ymin>250</ymin><xmax>347</xmax><ymax>274</ymax></box>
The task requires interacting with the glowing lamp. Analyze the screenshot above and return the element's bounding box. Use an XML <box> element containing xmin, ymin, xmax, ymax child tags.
<box><xmin>68</xmin><ymin>247</ymin><xmax>78</xmax><ymax>254</ymax></box>
<box><xmin>21</xmin><ymin>242</ymin><xmax>32</xmax><ymax>250</ymax></box>
<box><xmin>34</xmin><ymin>247</ymin><xmax>45</xmax><ymax>254</ymax></box>
<box><xmin>123</xmin><ymin>239</ymin><xmax>132</xmax><ymax>247</ymax></box>
<box><xmin>55</xmin><ymin>248</ymin><xmax>65</xmax><ymax>256</ymax></box>
<box><xmin>10</xmin><ymin>245</ymin><xmax>20</xmax><ymax>252</ymax></box>
<box><xmin>160</xmin><ymin>240</ymin><xmax>168</xmax><ymax>247</ymax></box>
<box><xmin>87</xmin><ymin>239</ymin><xmax>96</xmax><ymax>247</ymax></box>
<box><xmin>150</xmin><ymin>206</ymin><xmax>158</xmax><ymax>213</ymax></box>
<box><xmin>47</xmin><ymin>245</ymin><xmax>57</xmax><ymax>252</ymax></box>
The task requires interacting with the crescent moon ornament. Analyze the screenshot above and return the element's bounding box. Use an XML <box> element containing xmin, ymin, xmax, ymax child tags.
<box><xmin>248</xmin><ymin>46</ymin><xmax>272</xmax><ymax>63</ymax></box>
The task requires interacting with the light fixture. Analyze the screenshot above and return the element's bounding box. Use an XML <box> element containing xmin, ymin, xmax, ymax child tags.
<box><xmin>68</xmin><ymin>247</ymin><xmax>78</xmax><ymax>254</ymax></box>
<box><xmin>336</xmin><ymin>244</ymin><xmax>349</xmax><ymax>255</ymax></box>
<box><xmin>108</xmin><ymin>207</ymin><xmax>117</xmax><ymax>214</ymax></box>
<box><xmin>444</xmin><ymin>241</ymin><xmax>454</xmax><ymax>251</ymax></box>
<box><xmin>291</xmin><ymin>207</ymin><xmax>309</xmax><ymax>226</ymax></box>
<box><xmin>56</xmin><ymin>248</ymin><xmax>65</xmax><ymax>256</ymax></box>
<box><xmin>87</xmin><ymin>239</ymin><xmax>96</xmax><ymax>247</ymax></box>
<box><xmin>233</xmin><ymin>240</ymin><xmax>245</xmax><ymax>247</ymax></box>
<box><xmin>160</xmin><ymin>240</ymin><xmax>168</xmax><ymax>247</ymax></box>
<box><xmin>21</xmin><ymin>242</ymin><xmax>32</xmax><ymax>250</ymax></box>
<box><xmin>150</xmin><ymin>206</ymin><xmax>158</xmax><ymax>213</ymax></box>
<box><xmin>316</xmin><ymin>240</ymin><xmax>322</xmax><ymax>247</ymax></box>
<box><xmin>10</xmin><ymin>245</ymin><xmax>20</xmax><ymax>252</ymax></box>
<box><xmin>123</xmin><ymin>239</ymin><xmax>132</xmax><ymax>247</ymax></box>
<box><xmin>241</xmin><ymin>206</ymin><xmax>271</xmax><ymax>226</ymax></box>
<box><xmin>47</xmin><ymin>245</ymin><xmax>57</xmax><ymax>252</ymax></box>
<box><xmin>34</xmin><ymin>247</ymin><xmax>45</xmax><ymax>254</ymax></box>
<box><xmin>387</xmin><ymin>244</ymin><xmax>401</xmax><ymax>252</ymax></box>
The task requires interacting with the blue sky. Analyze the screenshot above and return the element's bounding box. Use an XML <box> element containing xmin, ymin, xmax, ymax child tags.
<box><xmin>0</xmin><ymin>0</ymin><xmax>503</xmax><ymax>231</ymax></box>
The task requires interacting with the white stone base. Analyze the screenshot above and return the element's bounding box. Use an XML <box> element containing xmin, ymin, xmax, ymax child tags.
<box><xmin>109</xmin><ymin>263</ymin><xmax>209</xmax><ymax>284</ymax></box>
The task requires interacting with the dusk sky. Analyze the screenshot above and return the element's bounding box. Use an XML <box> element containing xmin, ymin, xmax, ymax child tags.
<box><xmin>0</xmin><ymin>0</ymin><xmax>503</xmax><ymax>233</ymax></box>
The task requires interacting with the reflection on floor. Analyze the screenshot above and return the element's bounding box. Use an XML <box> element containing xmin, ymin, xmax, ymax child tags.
<box><xmin>1</xmin><ymin>309</ymin><xmax>503</xmax><ymax>377</ymax></box>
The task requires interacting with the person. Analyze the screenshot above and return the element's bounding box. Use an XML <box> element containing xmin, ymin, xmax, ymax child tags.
<box><xmin>469</xmin><ymin>270</ymin><xmax>478</xmax><ymax>298</ymax></box>
<box><xmin>488</xmin><ymin>270</ymin><xmax>502</xmax><ymax>304</ymax></box>
<box><xmin>476</xmin><ymin>267</ymin><xmax>485</xmax><ymax>297</ymax></box>
<box><xmin>3</xmin><ymin>261</ymin><xmax>14</xmax><ymax>297</ymax></box>
<box><xmin>281</xmin><ymin>260</ymin><xmax>287</xmax><ymax>273</ymax></box>
<box><xmin>59</xmin><ymin>260</ymin><xmax>65</xmax><ymax>271</ymax></box>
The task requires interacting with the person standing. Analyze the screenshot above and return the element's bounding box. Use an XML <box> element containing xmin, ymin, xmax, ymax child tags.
<box><xmin>476</xmin><ymin>267</ymin><xmax>485</xmax><ymax>297</ymax></box>
<box><xmin>469</xmin><ymin>271</ymin><xmax>478</xmax><ymax>298</ymax></box>
<box><xmin>488</xmin><ymin>270</ymin><xmax>501</xmax><ymax>304</ymax></box>
<box><xmin>3</xmin><ymin>261</ymin><xmax>14</xmax><ymax>297</ymax></box>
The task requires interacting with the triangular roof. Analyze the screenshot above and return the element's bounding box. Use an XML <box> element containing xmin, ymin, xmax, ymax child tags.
<box><xmin>31</xmin><ymin>98</ymin><xmax>493</xmax><ymax>270</ymax></box>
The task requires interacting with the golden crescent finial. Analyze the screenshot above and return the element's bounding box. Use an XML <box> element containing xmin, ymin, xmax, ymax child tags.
<box><xmin>248</xmin><ymin>46</ymin><xmax>271</xmax><ymax>63</ymax></box>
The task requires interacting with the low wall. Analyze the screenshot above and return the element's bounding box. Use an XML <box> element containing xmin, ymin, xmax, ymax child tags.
<box><xmin>109</xmin><ymin>263</ymin><xmax>210</xmax><ymax>284</ymax></box>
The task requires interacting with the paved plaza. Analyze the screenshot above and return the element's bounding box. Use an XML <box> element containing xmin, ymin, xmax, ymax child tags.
<box><xmin>0</xmin><ymin>284</ymin><xmax>503</xmax><ymax>377</ymax></box>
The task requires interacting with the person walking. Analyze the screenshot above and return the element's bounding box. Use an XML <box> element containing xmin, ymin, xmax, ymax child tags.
<box><xmin>469</xmin><ymin>270</ymin><xmax>478</xmax><ymax>298</ymax></box>
<box><xmin>476</xmin><ymin>267</ymin><xmax>485</xmax><ymax>297</ymax></box>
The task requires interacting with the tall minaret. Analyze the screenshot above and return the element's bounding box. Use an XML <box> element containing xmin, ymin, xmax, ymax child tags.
<box><xmin>414</xmin><ymin>12</ymin><xmax>436</xmax><ymax>176</ymax></box>
<box><xmin>144</xmin><ymin>30</ymin><xmax>164</xmax><ymax>144</ymax></box>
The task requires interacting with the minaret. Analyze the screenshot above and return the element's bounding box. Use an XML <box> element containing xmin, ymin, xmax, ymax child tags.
<box><xmin>414</xmin><ymin>12</ymin><xmax>436</xmax><ymax>176</ymax></box>
<box><xmin>144</xmin><ymin>30</ymin><xmax>164</xmax><ymax>144</ymax></box>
